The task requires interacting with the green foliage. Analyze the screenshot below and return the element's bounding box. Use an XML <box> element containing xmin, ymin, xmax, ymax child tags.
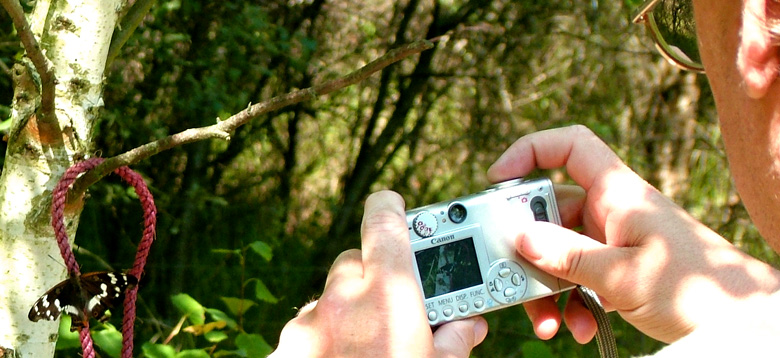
<box><xmin>3</xmin><ymin>0</ymin><xmax>776</xmax><ymax>357</ymax></box>
<box><xmin>55</xmin><ymin>317</ymin><xmax>131</xmax><ymax>357</ymax></box>
<box><xmin>162</xmin><ymin>292</ymin><xmax>272</xmax><ymax>358</ymax></box>
<box><xmin>172</xmin><ymin>293</ymin><xmax>207</xmax><ymax>325</ymax></box>
<box><xmin>520</xmin><ymin>341</ymin><xmax>553</xmax><ymax>358</ymax></box>
<box><xmin>54</xmin><ymin>316</ymin><xmax>80</xmax><ymax>350</ymax></box>
<box><xmin>142</xmin><ymin>241</ymin><xmax>277</xmax><ymax>357</ymax></box>
<box><xmin>232</xmin><ymin>333</ymin><xmax>273</xmax><ymax>358</ymax></box>
<box><xmin>92</xmin><ymin>325</ymin><xmax>124</xmax><ymax>358</ymax></box>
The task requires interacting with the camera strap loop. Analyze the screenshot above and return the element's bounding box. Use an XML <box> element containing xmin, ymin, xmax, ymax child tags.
<box><xmin>576</xmin><ymin>285</ymin><xmax>619</xmax><ymax>358</ymax></box>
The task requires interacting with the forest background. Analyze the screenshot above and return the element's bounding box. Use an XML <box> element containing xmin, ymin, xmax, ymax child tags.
<box><xmin>2</xmin><ymin>0</ymin><xmax>778</xmax><ymax>357</ymax></box>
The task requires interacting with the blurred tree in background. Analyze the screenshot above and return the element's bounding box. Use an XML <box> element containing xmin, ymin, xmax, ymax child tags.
<box><xmin>2</xmin><ymin>0</ymin><xmax>776</xmax><ymax>357</ymax></box>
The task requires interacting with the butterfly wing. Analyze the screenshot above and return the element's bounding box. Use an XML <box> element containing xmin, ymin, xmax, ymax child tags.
<box><xmin>28</xmin><ymin>278</ymin><xmax>82</xmax><ymax>322</ymax></box>
<box><xmin>80</xmin><ymin>272</ymin><xmax>138</xmax><ymax>322</ymax></box>
<box><xmin>28</xmin><ymin>272</ymin><xmax>138</xmax><ymax>331</ymax></box>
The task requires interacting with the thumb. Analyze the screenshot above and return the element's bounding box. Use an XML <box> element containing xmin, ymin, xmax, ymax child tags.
<box><xmin>433</xmin><ymin>317</ymin><xmax>488</xmax><ymax>358</ymax></box>
<box><xmin>515</xmin><ymin>221</ymin><xmax>619</xmax><ymax>293</ymax></box>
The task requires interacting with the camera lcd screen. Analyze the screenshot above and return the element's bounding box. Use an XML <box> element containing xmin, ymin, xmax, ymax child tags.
<box><xmin>415</xmin><ymin>237</ymin><xmax>483</xmax><ymax>299</ymax></box>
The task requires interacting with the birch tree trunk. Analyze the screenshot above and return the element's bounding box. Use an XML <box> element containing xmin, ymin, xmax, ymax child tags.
<box><xmin>0</xmin><ymin>1</ymin><xmax>121</xmax><ymax>357</ymax></box>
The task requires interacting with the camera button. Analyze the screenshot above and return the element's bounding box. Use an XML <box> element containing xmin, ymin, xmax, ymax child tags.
<box><xmin>493</xmin><ymin>278</ymin><xmax>503</xmax><ymax>291</ymax></box>
<box><xmin>511</xmin><ymin>273</ymin><xmax>522</xmax><ymax>286</ymax></box>
<box><xmin>443</xmin><ymin>307</ymin><xmax>454</xmax><ymax>317</ymax></box>
<box><xmin>427</xmin><ymin>311</ymin><xmax>438</xmax><ymax>321</ymax></box>
<box><xmin>458</xmin><ymin>303</ymin><xmax>469</xmax><ymax>313</ymax></box>
<box><xmin>474</xmin><ymin>299</ymin><xmax>484</xmax><ymax>309</ymax></box>
<box><xmin>487</xmin><ymin>260</ymin><xmax>528</xmax><ymax>303</ymax></box>
<box><xmin>504</xmin><ymin>287</ymin><xmax>517</xmax><ymax>297</ymax></box>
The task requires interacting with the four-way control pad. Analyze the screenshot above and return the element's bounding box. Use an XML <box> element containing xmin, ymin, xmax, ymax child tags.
<box><xmin>486</xmin><ymin>259</ymin><xmax>528</xmax><ymax>304</ymax></box>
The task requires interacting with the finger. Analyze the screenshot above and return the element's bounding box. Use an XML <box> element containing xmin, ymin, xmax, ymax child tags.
<box><xmin>564</xmin><ymin>292</ymin><xmax>598</xmax><ymax>344</ymax></box>
<box><xmin>486</xmin><ymin>125</ymin><xmax>626</xmax><ymax>191</ymax></box>
<box><xmin>433</xmin><ymin>317</ymin><xmax>489</xmax><ymax>358</ymax></box>
<box><xmin>514</xmin><ymin>220</ymin><xmax>627</xmax><ymax>296</ymax></box>
<box><xmin>488</xmin><ymin>125</ymin><xmax>657</xmax><ymax>245</ymax></box>
<box><xmin>553</xmin><ymin>184</ymin><xmax>586</xmax><ymax>229</ymax></box>
<box><xmin>323</xmin><ymin>249</ymin><xmax>363</xmax><ymax>292</ymax></box>
<box><xmin>522</xmin><ymin>297</ymin><xmax>562</xmax><ymax>340</ymax></box>
<box><xmin>360</xmin><ymin>190</ymin><xmax>413</xmax><ymax>277</ymax></box>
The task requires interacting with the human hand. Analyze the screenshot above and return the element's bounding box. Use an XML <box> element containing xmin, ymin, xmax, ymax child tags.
<box><xmin>488</xmin><ymin>125</ymin><xmax>780</xmax><ymax>343</ymax></box>
<box><xmin>270</xmin><ymin>191</ymin><xmax>488</xmax><ymax>357</ymax></box>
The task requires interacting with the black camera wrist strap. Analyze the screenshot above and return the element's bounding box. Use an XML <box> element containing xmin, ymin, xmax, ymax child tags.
<box><xmin>576</xmin><ymin>285</ymin><xmax>618</xmax><ymax>358</ymax></box>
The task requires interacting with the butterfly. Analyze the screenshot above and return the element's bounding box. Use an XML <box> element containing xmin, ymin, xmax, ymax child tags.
<box><xmin>28</xmin><ymin>271</ymin><xmax>138</xmax><ymax>331</ymax></box>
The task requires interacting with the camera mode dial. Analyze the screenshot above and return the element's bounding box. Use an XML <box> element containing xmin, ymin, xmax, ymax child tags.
<box><xmin>486</xmin><ymin>259</ymin><xmax>528</xmax><ymax>304</ymax></box>
<box><xmin>412</xmin><ymin>211</ymin><xmax>438</xmax><ymax>238</ymax></box>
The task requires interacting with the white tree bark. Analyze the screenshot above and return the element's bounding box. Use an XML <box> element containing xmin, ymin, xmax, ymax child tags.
<box><xmin>0</xmin><ymin>1</ymin><xmax>122</xmax><ymax>357</ymax></box>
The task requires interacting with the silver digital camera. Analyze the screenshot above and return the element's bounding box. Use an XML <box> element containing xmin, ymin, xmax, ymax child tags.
<box><xmin>406</xmin><ymin>178</ymin><xmax>575</xmax><ymax>325</ymax></box>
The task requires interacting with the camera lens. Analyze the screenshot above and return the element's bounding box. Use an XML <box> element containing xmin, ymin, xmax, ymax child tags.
<box><xmin>448</xmin><ymin>203</ymin><xmax>468</xmax><ymax>224</ymax></box>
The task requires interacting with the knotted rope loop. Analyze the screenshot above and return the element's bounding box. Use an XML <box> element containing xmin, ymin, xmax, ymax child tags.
<box><xmin>50</xmin><ymin>157</ymin><xmax>157</xmax><ymax>358</ymax></box>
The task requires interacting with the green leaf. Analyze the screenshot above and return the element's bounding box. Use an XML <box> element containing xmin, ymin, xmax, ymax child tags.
<box><xmin>206</xmin><ymin>308</ymin><xmax>238</xmax><ymax>329</ymax></box>
<box><xmin>175</xmin><ymin>349</ymin><xmax>211</xmax><ymax>358</ymax></box>
<box><xmin>521</xmin><ymin>341</ymin><xmax>553</xmax><ymax>358</ymax></box>
<box><xmin>182</xmin><ymin>320</ymin><xmax>227</xmax><ymax>336</ymax></box>
<box><xmin>220</xmin><ymin>296</ymin><xmax>256</xmax><ymax>316</ymax></box>
<box><xmin>211</xmin><ymin>248</ymin><xmax>241</xmax><ymax>256</ymax></box>
<box><xmin>235</xmin><ymin>333</ymin><xmax>273</xmax><ymax>358</ymax></box>
<box><xmin>253</xmin><ymin>279</ymin><xmax>278</xmax><ymax>304</ymax></box>
<box><xmin>248</xmin><ymin>241</ymin><xmax>272</xmax><ymax>261</ymax></box>
<box><xmin>92</xmin><ymin>325</ymin><xmax>123</xmax><ymax>358</ymax></box>
<box><xmin>142</xmin><ymin>343</ymin><xmax>176</xmax><ymax>358</ymax></box>
<box><xmin>204</xmin><ymin>329</ymin><xmax>229</xmax><ymax>343</ymax></box>
<box><xmin>171</xmin><ymin>293</ymin><xmax>206</xmax><ymax>325</ymax></box>
<box><xmin>0</xmin><ymin>117</ymin><xmax>13</xmax><ymax>132</ymax></box>
<box><xmin>55</xmin><ymin>316</ymin><xmax>81</xmax><ymax>350</ymax></box>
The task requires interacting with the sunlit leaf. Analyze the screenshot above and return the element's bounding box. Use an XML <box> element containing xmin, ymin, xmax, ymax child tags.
<box><xmin>171</xmin><ymin>293</ymin><xmax>206</xmax><ymax>325</ymax></box>
<box><xmin>92</xmin><ymin>325</ymin><xmax>123</xmax><ymax>358</ymax></box>
<box><xmin>207</xmin><ymin>308</ymin><xmax>238</xmax><ymax>329</ymax></box>
<box><xmin>248</xmin><ymin>241</ymin><xmax>272</xmax><ymax>261</ymax></box>
<box><xmin>204</xmin><ymin>329</ymin><xmax>229</xmax><ymax>343</ymax></box>
<box><xmin>175</xmin><ymin>349</ymin><xmax>211</xmax><ymax>358</ymax></box>
<box><xmin>182</xmin><ymin>320</ymin><xmax>227</xmax><ymax>335</ymax></box>
<box><xmin>142</xmin><ymin>343</ymin><xmax>176</xmax><ymax>358</ymax></box>
<box><xmin>55</xmin><ymin>315</ymin><xmax>80</xmax><ymax>350</ymax></box>
<box><xmin>253</xmin><ymin>279</ymin><xmax>278</xmax><ymax>303</ymax></box>
<box><xmin>235</xmin><ymin>333</ymin><xmax>273</xmax><ymax>357</ymax></box>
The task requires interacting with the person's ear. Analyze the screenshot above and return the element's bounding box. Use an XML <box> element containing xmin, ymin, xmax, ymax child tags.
<box><xmin>738</xmin><ymin>0</ymin><xmax>780</xmax><ymax>99</ymax></box>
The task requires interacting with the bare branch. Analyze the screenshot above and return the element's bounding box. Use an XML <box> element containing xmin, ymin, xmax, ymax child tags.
<box><xmin>68</xmin><ymin>39</ymin><xmax>434</xmax><ymax>199</ymax></box>
<box><xmin>106</xmin><ymin>0</ymin><xmax>156</xmax><ymax>69</ymax></box>
<box><xmin>1</xmin><ymin>0</ymin><xmax>59</xmax><ymax>135</ymax></box>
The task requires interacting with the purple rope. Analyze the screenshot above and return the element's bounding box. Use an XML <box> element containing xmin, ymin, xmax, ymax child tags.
<box><xmin>50</xmin><ymin>157</ymin><xmax>157</xmax><ymax>358</ymax></box>
<box><xmin>114</xmin><ymin>165</ymin><xmax>157</xmax><ymax>358</ymax></box>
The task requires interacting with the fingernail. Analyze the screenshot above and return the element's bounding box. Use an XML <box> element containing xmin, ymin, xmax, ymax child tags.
<box><xmin>535</xmin><ymin>317</ymin><xmax>560</xmax><ymax>340</ymax></box>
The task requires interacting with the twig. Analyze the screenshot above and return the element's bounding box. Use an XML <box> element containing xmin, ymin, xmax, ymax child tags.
<box><xmin>0</xmin><ymin>58</ymin><xmax>10</xmax><ymax>77</ymax></box>
<box><xmin>105</xmin><ymin>0</ymin><xmax>156</xmax><ymax>69</ymax></box>
<box><xmin>1</xmin><ymin>0</ymin><xmax>59</xmax><ymax>136</ymax></box>
<box><xmin>68</xmin><ymin>39</ymin><xmax>434</xmax><ymax>199</ymax></box>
